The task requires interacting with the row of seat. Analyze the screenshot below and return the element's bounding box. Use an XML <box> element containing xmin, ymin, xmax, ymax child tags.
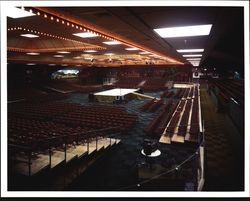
<box><xmin>140</xmin><ymin>98</ymin><xmax>157</xmax><ymax>112</ymax></box>
<box><xmin>144</xmin><ymin>99</ymin><xmax>179</xmax><ymax>136</ymax></box>
<box><xmin>211</xmin><ymin>79</ymin><xmax>243</xmax><ymax>108</ymax></box>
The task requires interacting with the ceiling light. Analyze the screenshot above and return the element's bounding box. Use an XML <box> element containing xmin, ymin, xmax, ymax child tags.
<box><xmin>26</xmin><ymin>52</ymin><xmax>40</xmax><ymax>55</ymax></box>
<box><xmin>26</xmin><ymin>63</ymin><xmax>36</xmax><ymax>66</ymax></box>
<box><xmin>84</xmin><ymin>50</ymin><xmax>97</xmax><ymax>53</ymax></box>
<box><xmin>186</xmin><ymin>58</ymin><xmax>201</xmax><ymax>61</ymax></box>
<box><xmin>154</xmin><ymin>24</ymin><xmax>212</xmax><ymax>38</ymax></box>
<box><xmin>73</xmin><ymin>56</ymin><xmax>81</xmax><ymax>59</ymax></box>
<box><xmin>57</xmin><ymin>51</ymin><xmax>70</xmax><ymax>54</ymax></box>
<box><xmin>53</xmin><ymin>55</ymin><xmax>64</xmax><ymax>58</ymax></box>
<box><xmin>125</xmin><ymin>47</ymin><xmax>139</xmax><ymax>51</ymax></box>
<box><xmin>84</xmin><ymin>57</ymin><xmax>93</xmax><ymax>60</ymax></box>
<box><xmin>48</xmin><ymin>64</ymin><xmax>56</xmax><ymax>66</ymax></box>
<box><xmin>7</xmin><ymin>6</ymin><xmax>36</xmax><ymax>18</ymax></box>
<box><xmin>177</xmin><ymin>49</ymin><xmax>204</xmax><ymax>53</ymax></box>
<box><xmin>62</xmin><ymin>64</ymin><xmax>68</xmax><ymax>66</ymax></box>
<box><xmin>104</xmin><ymin>53</ymin><xmax>114</xmax><ymax>55</ymax></box>
<box><xmin>73</xmin><ymin>32</ymin><xmax>98</xmax><ymax>38</ymax></box>
<box><xmin>183</xmin><ymin>54</ymin><xmax>202</xmax><ymax>57</ymax></box>
<box><xmin>102</xmin><ymin>41</ymin><xmax>122</xmax><ymax>45</ymax></box>
<box><xmin>20</xmin><ymin>34</ymin><xmax>39</xmax><ymax>38</ymax></box>
<box><xmin>139</xmin><ymin>51</ymin><xmax>150</xmax><ymax>54</ymax></box>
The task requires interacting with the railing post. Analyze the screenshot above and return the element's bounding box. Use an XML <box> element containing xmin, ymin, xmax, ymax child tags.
<box><xmin>96</xmin><ymin>135</ymin><xmax>98</xmax><ymax>150</ymax></box>
<box><xmin>28</xmin><ymin>149</ymin><xmax>31</xmax><ymax>176</ymax></box>
<box><xmin>87</xmin><ymin>137</ymin><xmax>89</xmax><ymax>153</ymax></box>
<box><xmin>64</xmin><ymin>137</ymin><xmax>67</xmax><ymax>162</ymax></box>
<box><xmin>49</xmin><ymin>140</ymin><xmax>52</xmax><ymax>168</ymax></box>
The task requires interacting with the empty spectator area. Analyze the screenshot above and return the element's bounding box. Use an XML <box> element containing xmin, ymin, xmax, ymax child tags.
<box><xmin>210</xmin><ymin>78</ymin><xmax>244</xmax><ymax>109</ymax></box>
<box><xmin>8</xmin><ymin>101</ymin><xmax>137</xmax><ymax>177</ymax></box>
<box><xmin>115</xmin><ymin>77</ymin><xmax>144</xmax><ymax>88</ymax></box>
<box><xmin>140</xmin><ymin>78</ymin><xmax>168</xmax><ymax>91</ymax></box>
<box><xmin>46</xmin><ymin>82</ymin><xmax>102</xmax><ymax>93</ymax></box>
<box><xmin>143</xmin><ymin>84</ymin><xmax>201</xmax><ymax>144</ymax></box>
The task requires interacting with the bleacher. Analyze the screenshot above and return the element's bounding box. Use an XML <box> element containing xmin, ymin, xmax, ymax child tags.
<box><xmin>46</xmin><ymin>82</ymin><xmax>102</xmax><ymax>93</ymax></box>
<box><xmin>8</xmin><ymin>102</ymin><xmax>137</xmax><ymax>175</ymax></box>
<box><xmin>114</xmin><ymin>77</ymin><xmax>144</xmax><ymax>88</ymax></box>
<box><xmin>141</xmin><ymin>78</ymin><xmax>168</xmax><ymax>91</ymax></box>
<box><xmin>143</xmin><ymin>85</ymin><xmax>202</xmax><ymax>144</ymax></box>
<box><xmin>211</xmin><ymin>79</ymin><xmax>244</xmax><ymax>109</ymax></box>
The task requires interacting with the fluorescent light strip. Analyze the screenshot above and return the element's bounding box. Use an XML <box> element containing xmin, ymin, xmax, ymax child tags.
<box><xmin>73</xmin><ymin>32</ymin><xmax>98</xmax><ymax>38</ymax></box>
<box><xmin>26</xmin><ymin>63</ymin><xmax>36</xmax><ymax>66</ymax></box>
<box><xmin>7</xmin><ymin>7</ymin><xmax>36</xmax><ymax>18</ymax></box>
<box><xmin>125</xmin><ymin>47</ymin><xmax>139</xmax><ymax>51</ymax></box>
<box><xmin>20</xmin><ymin>34</ymin><xmax>39</xmax><ymax>38</ymax></box>
<box><xmin>57</xmin><ymin>51</ymin><xmax>70</xmax><ymax>54</ymax></box>
<box><xmin>26</xmin><ymin>52</ymin><xmax>40</xmax><ymax>55</ymax></box>
<box><xmin>183</xmin><ymin>54</ymin><xmax>202</xmax><ymax>57</ymax></box>
<box><xmin>103</xmin><ymin>41</ymin><xmax>121</xmax><ymax>45</ymax></box>
<box><xmin>104</xmin><ymin>53</ymin><xmax>114</xmax><ymax>55</ymax></box>
<box><xmin>154</xmin><ymin>24</ymin><xmax>212</xmax><ymax>38</ymax></box>
<box><xmin>177</xmin><ymin>49</ymin><xmax>204</xmax><ymax>53</ymax></box>
<box><xmin>48</xmin><ymin>64</ymin><xmax>56</xmax><ymax>66</ymax></box>
<box><xmin>186</xmin><ymin>58</ymin><xmax>201</xmax><ymax>61</ymax></box>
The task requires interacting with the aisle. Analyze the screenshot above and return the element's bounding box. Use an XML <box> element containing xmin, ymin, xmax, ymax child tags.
<box><xmin>200</xmin><ymin>86</ymin><xmax>244</xmax><ymax>191</ymax></box>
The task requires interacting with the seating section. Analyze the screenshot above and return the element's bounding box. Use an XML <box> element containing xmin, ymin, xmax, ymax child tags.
<box><xmin>161</xmin><ymin>89</ymin><xmax>175</xmax><ymax>98</ymax></box>
<box><xmin>144</xmin><ymin>99</ymin><xmax>178</xmax><ymax>136</ymax></box>
<box><xmin>8</xmin><ymin>87</ymin><xmax>68</xmax><ymax>103</ymax></box>
<box><xmin>53</xmin><ymin>105</ymin><xmax>137</xmax><ymax>131</ymax></box>
<box><xmin>140</xmin><ymin>98</ymin><xmax>156</xmax><ymax>112</ymax></box>
<box><xmin>172</xmin><ymin>72</ymin><xmax>190</xmax><ymax>83</ymax></box>
<box><xmin>146</xmin><ymin>85</ymin><xmax>201</xmax><ymax>144</ymax></box>
<box><xmin>141</xmin><ymin>78</ymin><xmax>167</xmax><ymax>91</ymax></box>
<box><xmin>8</xmin><ymin>117</ymin><xmax>89</xmax><ymax>149</ymax></box>
<box><xmin>8</xmin><ymin>102</ymin><xmax>137</xmax><ymax>152</ymax></box>
<box><xmin>47</xmin><ymin>82</ymin><xmax>102</xmax><ymax>93</ymax></box>
<box><xmin>189</xmin><ymin>97</ymin><xmax>199</xmax><ymax>141</ymax></box>
<box><xmin>211</xmin><ymin>79</ymin><xmax>244</xmax><ymax>108</ymax></box>
<box><xmin>115</xmin><ymin>77</ymin><xmax>144</xmax><ymax>88</ymax></box>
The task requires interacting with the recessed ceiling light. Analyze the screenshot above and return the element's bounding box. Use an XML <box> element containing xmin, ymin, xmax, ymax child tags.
<box><xmin>57</xmin><ymin>51</ymin><xmax>70</xmax><ymax>54</ymax></box>
<box><xmin>48</xmin><ymin>64</ymin><xmax>56</xmax><ymax>66</ymax></box>
<box><xmin>104</xmin><ymin>53</ymin><xmax>114</xmax><ymax>55</ymax></box>
<box><xmin>186</xmin><ymin>58</ymin><xmax>201</xmax><ymax>61</ymax></box>
<box><xmin>26</xmin><ymin>63</ymin><xmax>36</xmax><ymax>66</ymax></box>
<box><xmin>154</xmin><ymin>24</ymin><xmax>212</xmax><ymax>38</ymax></box>
<box><xmin>84</xmin><ymin>50</ymin><xmax>97</xmax><ymax>53</ymax></box>
<box><xmin>139</xmin><ymin>51</ymin><xmax>150</xmax><ymax>55</ymax></box>
<box><xmin>177</xmin><ymin>49</ymin><xmax>204</xmax><ymax>53</ymax></box>
<box><xmin>20</xmin><ymin>34</ymin><xmax>39</xmax><ymax>38</ymax></box>
<box><xmin>7</xmin><ymin>6</ymin><xmax>36</xmax><ymax>19</ymax></box>
<box><xmin>73</xmin><ymin>32</ymin><xmax>98</xmax><ymax>38</ymax></box>
<box><xmin>125</xmin><ymin>47</ymin><xmax>139</xmax><ymax>51</ymax></box>
<box><xmin>84</xmin><ymin>57</ymin><xmax>93</xmax><ymax>60</ymax></box>
<box><xmin>26</xmin><ymin>52</ymin><xmax>40</xmax><ymax>55</ymax></box>
<box><xmin>103</xmin><ymin>41</ymin><xmax>122</xmax><ymax>45</ymax></box>
<box><xmin>53</xmin><ymin>55</ymin><xmax>64</xmax><ymax>57</ymax></box>
<box><xmin>183</xmin><ymin>54</ymin><xmax>202</xmax><ymax>57</ymax></box>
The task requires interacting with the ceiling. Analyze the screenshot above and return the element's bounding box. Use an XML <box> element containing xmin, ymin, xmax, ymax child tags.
<box><xmin>7</xmin><ymin>6</ymin><xmax>244</xmax><ymax>71</ymax></box>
